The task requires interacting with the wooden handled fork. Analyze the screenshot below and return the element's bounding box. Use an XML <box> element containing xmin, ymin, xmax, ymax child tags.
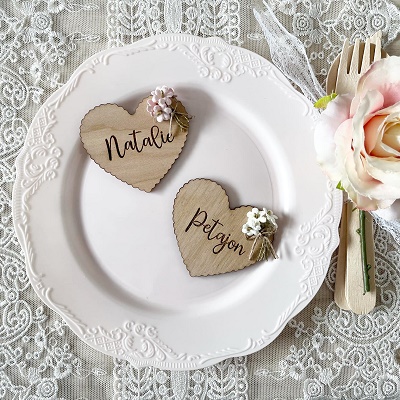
<box><xmin>326</xmin><ymin>32</ymin><xmax>387</xmax><ymax>314</ymax></box>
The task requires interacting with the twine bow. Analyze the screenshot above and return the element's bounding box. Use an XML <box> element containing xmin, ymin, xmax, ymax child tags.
<box><xmin>247</xmin><ymin>224</ymin><xmax>278</xmax><ymax>262</ymax></box>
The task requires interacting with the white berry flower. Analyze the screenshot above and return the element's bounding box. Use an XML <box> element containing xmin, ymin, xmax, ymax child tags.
<box><xmin>264</xmin><ymin>208</ymin><xmax>278</xmax><ymax>228</ymax></box>
<box><xmin>242</xmin><ymin>217</ymin><xmax>262</xmax><ymax>237</ymax></box>
<box><xmin>243</xmin><ymin>207</ymin><xmax>278</xmax><ymax>237</ymax></box>
<box><xmin>247</xmin><ymin>207</ymin><xmax>268</xmax><ymax>223</ymax></box>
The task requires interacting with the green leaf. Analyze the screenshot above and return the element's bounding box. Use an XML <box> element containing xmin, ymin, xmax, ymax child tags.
<box><xmin>314</xmin><ymin>93</ymin><xmax>338</xmax><ymax>109</ymax></box>
<box><xmin>336</xmin><ymin>181</ymin><xmax>344</xmax><ymax>191</ymax></box>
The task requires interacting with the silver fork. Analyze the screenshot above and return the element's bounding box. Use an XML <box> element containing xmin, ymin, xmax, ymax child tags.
<box><xmin>326</xmin><ymin>32</ymin><xmax>387</xmax><ymax>314</ymax></box>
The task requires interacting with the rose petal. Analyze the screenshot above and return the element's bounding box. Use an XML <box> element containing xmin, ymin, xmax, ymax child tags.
<box><xmin>364</xmin><ymin>115</ymin><xmax>386</xmax><ymax>155</ymax></box>
<box><xmin>364</xmin><ymin>155</ymin><xmax>400</xmax><ymax>188</ymax></box>
<box><xmin>346</xmin><ymin>156</ymin><xmax>400</xmax><ymax>201</ymax></box>
<box><xmin>340</xmin><ymin>166</ymin><xmax>395</xmax><ymax>210</ymax></box>
<box><xmin>383</xmin><ymin>122</ymin><xmax>400</xmax><ymax>153</ymax></box>
<box><xmin>347</xmin><ymin>91</ymin><xmax>386</xmax><ymax>197</ymax></box>
<box><xmin>374</xmin><ymin>108</ymin><xmax>400</xmax><ymax>155</ymax></box>
<box><xmin>336</xmin><ymin>113</ymin><xmax>399</xmax><ymax>202</ymax></box>
<box><xmin>351</xmin><ymin>90</ymin><xmax>384</xmax><ymax>140</ymax></box>
<box><xmin>356</xmin><ymin>57</ymin><xmax>400</xmax><ymax>108</ymax></box>
<box><xmin>345</xmin><ymin>184</ymin><xmax>395</xmax><ymax>210</ymax></box>
<box><xmin>314</xmin><ymin>94</ymin><xmax>352</xmax><ymax>182</ymax></box>
<box><xmin>369</xmin><ymin>113</ymin><xmax>400</xmax><ymax>157</ymax></box>
<box><xmin>374</xmin><ymin>101</ymin><xmax>400</xmax><ymax>116</ymax></box>
<box><xmin>332</xmin><ymin>118</ymin><xmax>354</xmax><ymax>178</ymax></box>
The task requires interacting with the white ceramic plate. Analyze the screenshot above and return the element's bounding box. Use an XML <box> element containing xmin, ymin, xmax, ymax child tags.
<box><xmin>13</xmin><ymin>34</ymin><xmax>341</xmax><ymax>370</ymax></box>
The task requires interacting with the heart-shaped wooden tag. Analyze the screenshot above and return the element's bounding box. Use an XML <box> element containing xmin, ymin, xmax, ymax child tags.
<box><xmin>173</xmin><ymin>179</ymin><xmax>275</xmax><ymax>277</ymax></box>
<box><xmin>80</xmin><ymin>97</ymin><xmax>189</xmax><ymax>192</ymax></box>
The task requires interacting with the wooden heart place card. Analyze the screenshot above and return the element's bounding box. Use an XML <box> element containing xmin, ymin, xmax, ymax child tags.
<box><xmin>80</xmin><ymin>86</ymin><xmax>190</xmax><ymax>192</ymax></box>
<box><xmin>173</xmin><ymin>179</ymin><xmax>278</xmax><ymax>277</ymax></box>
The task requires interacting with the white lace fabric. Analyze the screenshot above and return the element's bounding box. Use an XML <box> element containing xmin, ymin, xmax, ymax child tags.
<box><xmin>114</xmin><ymin>357</ymin><xmax>248</xmax><ymax>400</ymax></box>
<box><xmin>1</xmin><ymin>0</ymin><xmax>400</xmax><ymax>399</ymax></box>
<box><xmin>1</xmin><ymin>2</ymin><xmax>113</xmax><ymax>400</ymax></box>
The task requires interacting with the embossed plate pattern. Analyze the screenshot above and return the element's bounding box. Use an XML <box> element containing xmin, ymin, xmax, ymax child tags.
<box><xmin>13</xmin><ymin>35</ymin><xmax>341</xmax><ymax>370</ymax></box>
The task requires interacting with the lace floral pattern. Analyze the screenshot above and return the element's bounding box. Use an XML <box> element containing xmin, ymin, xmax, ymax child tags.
<box><xmin>114</xmin><ymin>357</ymin><xmax>248</xmax><ymax>400</ymax></box>
<box><xmin>0</xmin><ymin>2</ymin><xmax>112</xmax><ymax>400</ymax></box>
<box><xmin>107</xmin><ymin>0</ymin><xmax>241</xmax><ymax>47</ymax></box>
<box><xmin>0</xmin><ymin>1</ymin><xmax>99</xmax><ymax>181</ymax></box>
<box><xmin>0</xmin><ymin>316</ymin><xmax>107</xmax><ymax>399</ymax></box>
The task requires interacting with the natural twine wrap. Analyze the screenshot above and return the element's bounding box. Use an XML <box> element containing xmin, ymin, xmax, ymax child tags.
<box><xmin>246</xmin><ymin>224</ymin><xmax>278</xmax><ymax>262</ymax></box>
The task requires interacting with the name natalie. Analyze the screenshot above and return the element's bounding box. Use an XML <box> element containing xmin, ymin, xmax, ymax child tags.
<box><xmin>105</xmin><ymin>125</ymin><xmax>174</xmax><ymax>161</ymax></box>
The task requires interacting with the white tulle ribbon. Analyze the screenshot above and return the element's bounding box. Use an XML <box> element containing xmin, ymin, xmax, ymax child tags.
<box><xmin>253</xmin><ymin>1</ymin><xmax>324</xmax><ymax>103</ymax></box>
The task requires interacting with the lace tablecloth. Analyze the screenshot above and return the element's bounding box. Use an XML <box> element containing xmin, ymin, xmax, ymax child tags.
<box><xmin>2</xmin><ymin>1</ymin><xmax>400</xmax><ymax>399</ymax></box>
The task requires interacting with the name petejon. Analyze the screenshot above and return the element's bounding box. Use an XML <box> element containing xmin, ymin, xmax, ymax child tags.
<box><xmin>185</xmin><ymin>208</ymin><xmax>245</xmax><ymax>255</ymax></box>
<box><xmin>105</xmin><ymin>125</ymin><xmax>173</xmax><ymax>161</ymax></box>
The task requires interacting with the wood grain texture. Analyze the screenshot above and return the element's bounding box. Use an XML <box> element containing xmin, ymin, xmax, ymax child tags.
<box><xmin>334</xmin><ymin>203</ymin><xmax>350</xmax><ymax>310</ymax></box>
<box><xmin>173</xmin><ymin>179</ymin><xmax>269</xmax><ymax>277</ymax></box>
<box><xmin>80</xmin><ymin>97</ymin><xmax>188</xmax><ymax>192</ymax></box>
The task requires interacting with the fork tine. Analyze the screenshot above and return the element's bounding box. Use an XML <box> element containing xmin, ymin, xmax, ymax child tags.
<box><xmin>337</xmin><ymin>39</ymin><xmax>351</xmax><ymax>78</ymax></box>
<box><xmin>369</xmin><ymin>30</ymin><xmax>381</xmax><ymax>46</ymax></box>
<box><xmin>360</xmin><ymin>38</ymin><xmax>371</xmax><ymax>74</ymax></box>
<box><xmin>350</xmin><ymin>39</ymin><xmax>361</xmax><ymax>74</ymax></box>
<box><xmin>373</xmin><ymin>34</ymin><xmax>382</xmax><ymax>62</ymax></box>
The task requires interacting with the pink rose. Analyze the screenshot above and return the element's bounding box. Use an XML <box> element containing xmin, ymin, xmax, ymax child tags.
<box><xmin>315</xmin><ymin>56</ymin><xmax>400</xmax><ymax>211</ymax></box>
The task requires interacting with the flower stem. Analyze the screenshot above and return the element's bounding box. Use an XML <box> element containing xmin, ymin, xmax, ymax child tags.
<box><xmin>357</xmin><ymin>210</ymin><xmax>371</xmax><ymax>294</ymax></box>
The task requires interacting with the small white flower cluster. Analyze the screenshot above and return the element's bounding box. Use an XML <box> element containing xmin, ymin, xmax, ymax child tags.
<box><xmin>242</xmin><ymin>208</ymin><xmax>278</xmax><ymax>237</ymax></box>
<box><xmin>146</xmin><ymin>85</ymin><xmax>176</xmax><ymax>122</ymax></box>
